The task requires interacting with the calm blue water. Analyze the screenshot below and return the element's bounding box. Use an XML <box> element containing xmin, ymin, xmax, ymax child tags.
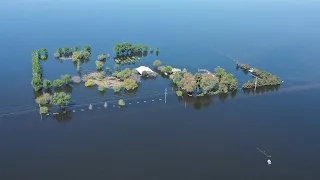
<box><xmin>0</xmin><ymin>0</ymin><xmax>320</xmax><ymax>179</ymax></box>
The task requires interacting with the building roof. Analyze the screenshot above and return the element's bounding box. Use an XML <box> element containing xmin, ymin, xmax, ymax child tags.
<box><xmin>135</xmin><ymin>66</ymin><xmax>154</xmax><ymax>74</ymax></box>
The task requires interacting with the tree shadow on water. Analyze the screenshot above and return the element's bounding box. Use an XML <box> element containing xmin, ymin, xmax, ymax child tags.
<box><xmin>52</xmin><ymin>109</ymin><xmax>73</xmax><ymax>123</ymax></box>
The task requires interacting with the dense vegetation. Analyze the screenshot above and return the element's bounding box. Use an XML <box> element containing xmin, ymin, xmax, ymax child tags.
<box><xmin>236</xmin><ymin>61</ymin><xmax>250</xmax><ymax>70</ymax></box>
<box><xmin>242</xmin><ymin>68</ymin><xmax>281</xmax><ymax>89</ymax></box>
<box><xmin>51</xmin><ymin>92</ymin><xmax>71</xmax><ymax>108</ymax></box>
<box><xmin>31</xmin><ymin>50</ymin><xmax>43</xmax><ymax>91</ymax></box>
<box><xmin>113</xmin><ymin>42</ymin><xmax>148</xmax><ymax>55</ymax></box>
<box><xmin>165</xmin><ymin>66</ymin><xmax>238</xmax><ymax>96</ymax></box>
<box><xmin>55</xmin><ymin>45</ymin><xmax>91</xmax><ymax>59</ymax></box>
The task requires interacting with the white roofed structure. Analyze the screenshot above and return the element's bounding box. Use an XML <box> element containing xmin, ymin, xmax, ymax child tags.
<box><xmin>136</xmin><ymin>66</ymin><xmax>154</xmax><ymax>74</ymax></box>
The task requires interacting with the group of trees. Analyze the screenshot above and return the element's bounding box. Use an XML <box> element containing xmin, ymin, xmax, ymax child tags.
<box><xmin>55</xmin><ymin>45</ymin><xmax>91</xmax><ymax>59</ymax></box>
<box><xmin>242</xmin><ymin>68</ymin><xmax>281</xmax><ymax>89</ymax></box>
<box><xmin>38</xmin><ymin>48</ymin><xmax>48</xmax><ymax>60</ymax></box>
<box><xmin>113</xmin><ymin>42</ymin><xmax>157</xmax><ymax>55</ymax></box>
<box><xmin>37</xmin><ymin>92</ymin><xmax>71</xmax><ymax>114</ymax></box>
<box><xmin>236</xmin><ymin>61</ymin><xmax>250</xmax><ymax>70</ymax></box>
<box><xmin>112</xmin><ymin>68</ymin><xmax>138</xmax><ymax>91</ymax></box>
<box><xmin>31</xmin><ymin>50</ymin><xmax>43</xmax><ymax>91</ymax></box>
<box><xmin>42</xmin><ymin>74</ymin><xmax>72</xmax><ymax>89</ymax></box>
<box><xmin>168</xmin><ymin>66</ymin><xmax>238</xmax><ymax>96</ymax></box>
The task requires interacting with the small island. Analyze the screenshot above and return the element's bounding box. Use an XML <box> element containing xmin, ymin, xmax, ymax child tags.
<box><xmin>31</xmin><ymin>44</ymin><xmax>281</xmax><ymax>115</ymax></box>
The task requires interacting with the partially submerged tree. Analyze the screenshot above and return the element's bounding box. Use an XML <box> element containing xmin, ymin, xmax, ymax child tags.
<box><xmin>200</xmin><ymin>74</ymin><xmax>219</xmax><ymax>94</ymax></box>
<box><xmin>123</xmin><ymin>79</ymin><xmax>138</xmax><ymax>90</ymax></box>
<box><xmin>114</xmin><ymin>68</ymin><xmax>132</xmax><ymax>81</ymax></box>
<box><xmin>51</xmin><ymin>92</ymin><xmax>71</xmax><ymax>108</ymax></box>
<box><xmin>118</xmin><ymin>99</ymin><xmax>125</xmax><ymax>106</ymax></box>
<box><xmin>84</xmin><ymin>45</ymin><xmax>91</xmax><ymax>54</ymax></box>
<box><xmin>98</xmin><ymin>54</ymin><xmax>107</xmax><ymax>61</ymax></box>
<box><xmin>176</xmin><ymin>90</ymin><xmax>183</xmax><ymax>97</ymax></box>
<box><xmin>113</xmin><ymin>86</ymin><xmax>122</xmax><ymax>93</ymax></box>
<box><xmin>40</xmin><ymin>106</ymin><xmax>48</xmax><ymax>114</ymax></box>
<box><xmin>161</xmin><ymin>66</ymin><xmax>173</xmax><ymax>74</ymax></box>
<box><xmin>95</xmin><ymin>61</ymin><xmax>103</xmax><ymax>71</ymax></box>
<box><xmin>62</xmin><ymin>74</ymin><xmax>72</xmax><ymax>85</ymax></box>
<box><xmin>85</xmin><ymin>79</ymin><xmax>95</xmax><ymax>87</ymax></box>
<box><xmin>153</xmin><ymin>60</ymin><xmax>162</xmax><ymax>67</ymax></box>
<box><xmin>43</xmin><ymin>79</ymin><xmax>52</xmax><ymax>89</ymax></box>
<box><xmin>53</xmin><ymin>79</ymin><xmax>63</xmax><ymax>87</ymax></box>
<box><xmin>180</xmin><ymin>73</ymin><xmax>196</xmax><ymax>94</ymax></box>
<box><xmin>98</xmin><ymin>85</ymin><xmax>105</xmax><ymax>92</ymax></box>
<box><xmin>35</xmin><ymin>93</ymin><xmax>52</xmax><ymax>105</ymax></box>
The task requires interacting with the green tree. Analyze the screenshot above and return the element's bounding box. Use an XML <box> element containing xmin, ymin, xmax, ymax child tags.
<box><xmin>172</xmin><ymin>72</ymin><xmax>184</xmax><ymax>87</ymax></box>
<box><xmin>32</xmin><ymin>77</ymin><xmax>43</xmax><ymax>91</ymax></box>
<box><xmin>96</xmin><ymin>61</ymin><xmax>103</xmax><ymax>71</ymax></box>
<box><xmin>40</xmin><ymin>106</ymin><xmax>48</xmax><ymax>114</ymax></box>
<box><xmin>85</xmin><ymin>79</ymin><xmax>95</xmax><ymax>87</ymax></box>
<box><xmin>98</xmin><ymin>85</ymin><xmax>105</xmax><ymax>92</ymax></box>
<box><xmin>123</xmin><ymin>79</ymin><xmax>138</xmax><ymax>90</ymax></box>
<box><xmin>113</xmin><ymin>86</ymin><xmax>122</xmax><ymax>93</ymax></box>
<box><xmin>43</xmin><ymin>79</ymin><xmax>52</xmax><ymax>89</ymax></box>
<box><xmin>141</xmin><ymin>71</ymin><xmax>148</xmax><ymax>77</ymax></box>
<box><xmin>62</xmin><ymin>74</ymin><xmax>72</xmax><ymax>85</ymax></box>
<box><xmin>114</xmin><ymin>68</ymin><xmax>132</xmax><ymax>80</ymax></box>
<box><xmin>74</xmin><ymin>46</ymin><xmax>80</xmax><ymax>52</ymax></box>
<box><xmin>176</xmin><ymin>90</ymin><xmax>183</xmax><ymax>97</ymax></box>
<box><xmin>161</xmin><ymin>66</ymin><xmax>173</xmax><ymax>74</ymax></box>
<box><xmin>118</xmin><ymin>99</ymin><xmax>125</xmax><ymax>106</ymax></box>
<box><xmin>200</xmin><ymin>74</ymin><xmax>219</xmax><ymax>94</ymax></box>
<box><xmin>194</xmin><ymin>73</ymin><xmax>202</xmax><ymax>88</ymax></box>
<box><xmin>153</xmin><ymin>60</ymin><xmax>162</xmax><ymax>67</ymax></box>
<box><xmin>180</xmin><ymin>73</ymin><xmax>196</xmax><ymax>93</ymax></box>
<box><xmin>98</xmin><ymin>54</ymin><xmax>107</xmax><ymax>61</ymax></box>
<box><xmin>84</xmin><ymin>45</ymin><xmax>91</xmax><ymax>54</ymax></box>
<box><xmin>53</xmin><ymin>79</ymin><xmax>63</xmax><ymax>87</ymax></box>
<box><xmin>51</xmin><ymin>92</ymin><xmax>71</xmax><ymax>108</ymax></box>
<box><xmin>215</xmin><ymin>67</ymin><xmax>227</xmax><ymax>79</ymax></box>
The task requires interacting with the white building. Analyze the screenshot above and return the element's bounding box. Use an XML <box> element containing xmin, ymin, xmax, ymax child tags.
<box><xmin>135</xmin><ymin>66</ymin><xmax>154</xmax><ymax>75</ymax></box>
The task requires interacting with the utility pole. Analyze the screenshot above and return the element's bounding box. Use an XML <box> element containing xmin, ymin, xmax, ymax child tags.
<box><xmin>165</xmin><ymin>88</ymin><xmax>167</xmax><ymax>104</ymax></box>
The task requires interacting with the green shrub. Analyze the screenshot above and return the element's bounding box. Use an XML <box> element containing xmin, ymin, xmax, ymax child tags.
<box><xmin>153</xmin><ymin>60</ymin><xmax>162</xmax><ymax>67</ymax></box>
<box><xmin>176</xmin><ymin>90</ymin><xmax>183</xmax><ymax>97</ymax></box>
<box><xmin>98</xmin><ymin>86</ymin><xmax>105</xmax><ymax>92</ymax></box>
<box><xmin>123</xmin><ymin>79</ymin><xmax>138</xmax><ymax>90</ymax></box>
<box><xmin>62</xmin><ymin>74</ymin><xmax>72</xmax><ymax>85</ymax></box>
<box><xmin>40</xmin><ymin>106</ymin><xmax>48</xmax><ymax>114</ymax></box>
<box><xmin>85</xmin><ymin>79</ymin><xmax>95</xmax><ymax>87</ymax></box>
<box><xmin>53</xmin><ymin>79</ymin><xmax>63</xmax><ymax>87</ymax></box>
<box><xmin>118</xmin><ymin>99</ymin><xmax>125</xmax><ymax>106</ymax></box>
<box><xmin>113</xmin><ymin>86</ymin><xmax>122</xmax><ymax>93</ymax></box>
<box><xmin>43</xmin><ymin>79</ymin><xmax>52</xmax><ymax>89</ymax></box>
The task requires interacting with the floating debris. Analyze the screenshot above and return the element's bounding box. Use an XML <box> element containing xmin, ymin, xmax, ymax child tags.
<box><xmin>267</xmin><ymin>159</ymin><xmax>272</xmax><ymax>165</ymax></box>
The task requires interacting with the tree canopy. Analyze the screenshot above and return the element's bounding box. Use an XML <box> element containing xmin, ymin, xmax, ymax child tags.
<box><xmin>43</xmin><ymin>79</ymin><xmax>52</xmax><ymax>89</ymax></box>
<box><xmin>113</xmin><ymin>68</ymin><xmax>132</xmax><ymax>81</ymax></box>
<box><xmin>153</xmin><ymin>60</ymin><xmax>162</xmax><ymax>67</ymax></box>
<box><xmin>180</xmin><ymin>73</ymin><xmax>196</xmax><ymax>93</ymax></box>
<box><xmin>62</xmin><ymin>74</ymin><xmax>72</xmax><ymax>85</ymax></box>
<box><xmin>51</xmin><ymin>92</ymin><xmax>71</xmax><ymax>108</ymax></box>
<box><xmin>123</xmin><ymin>79</ymin><xmax>138</xmax><ymax>90</ymax></box>
<box><xmin>200</xmin><ymin>74</ymin><xmax>219</xmax><ymax>94</ymax></box>
<box><xmin>53</xmin><ymin>79</ymin><xmax>63</xmax><ymax>87</ymax></box>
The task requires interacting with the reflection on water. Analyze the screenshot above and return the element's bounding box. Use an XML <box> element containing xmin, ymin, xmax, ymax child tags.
<box><xmin>52</xmin><ymin>109</ymin><xmax>73</xmax><ymax>123</ymax></box>
<box><xmin>243</xmin><ymin>85</ymin><xmax>280</xmax><ymax>95</ymax></box>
